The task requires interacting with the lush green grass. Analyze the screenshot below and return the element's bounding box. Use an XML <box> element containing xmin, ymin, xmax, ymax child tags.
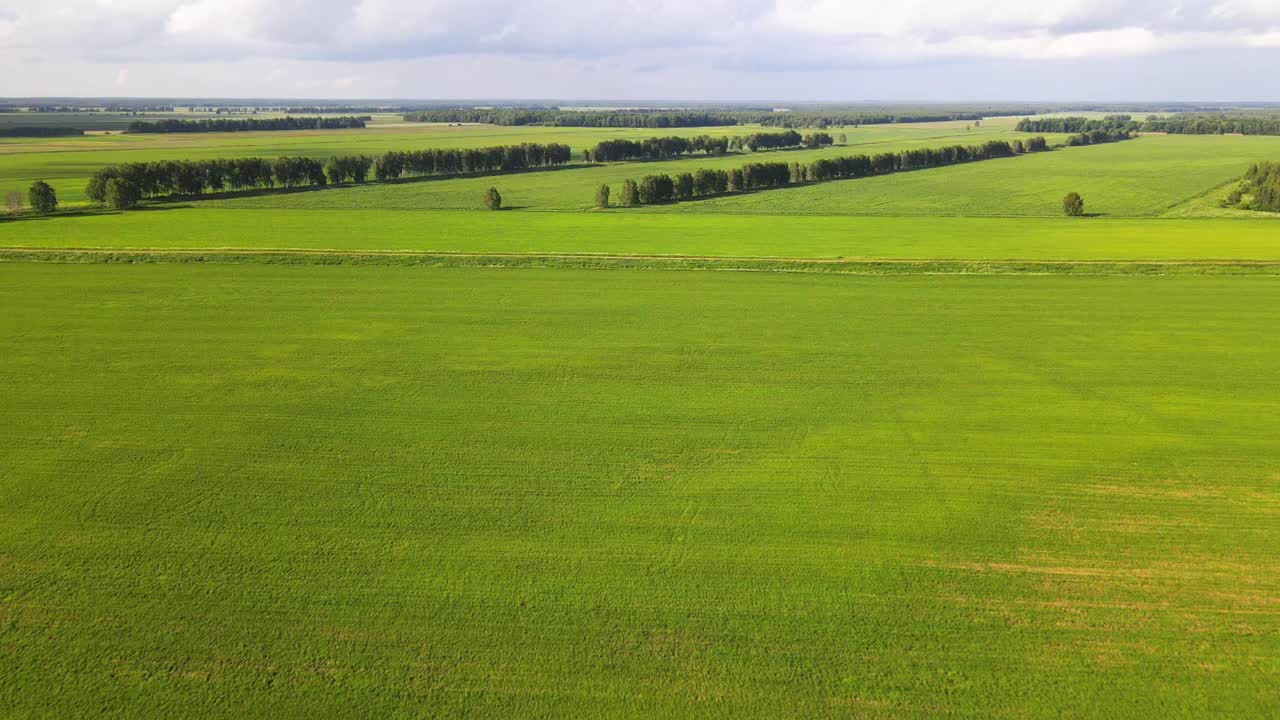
<box><xmin>652</xmin><ymin>134</ymin><xmax>1280</xmax><ymax>218</ymax></box>
<box><xmin>2</xmin><ymin>264</ymin><xmax>1277</xmax><ymax>718</ymax></box>
<box><xmin>6</xmin><ymin>208</ymin><xmax>1280</xmax><ymax>260</ymax></box>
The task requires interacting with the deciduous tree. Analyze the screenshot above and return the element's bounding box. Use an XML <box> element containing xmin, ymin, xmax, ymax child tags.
<box><xmin>27</xmin><ymin>181</ymin><xmax>57</xmax><ymax>214</ymax></box>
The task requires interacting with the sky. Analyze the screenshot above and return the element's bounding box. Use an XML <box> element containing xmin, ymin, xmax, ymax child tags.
<box><xmin>2</xmin><ymin>0</ymin><xmax>1279</xmax><ymax>101</ymax></box>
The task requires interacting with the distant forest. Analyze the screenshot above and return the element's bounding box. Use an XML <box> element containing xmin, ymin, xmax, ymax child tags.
<box><xmin>126</xmin><ymin>116</ymin><xmax>369</xmax><ymax>134</ymax></box>
<box><xmin>1017</xmin><ymin>113</ymin><xmax>1280</xmax><ymax>137</ymax></box>
<box><xmin>404</xmin><ymin>108</ymin><xmax>1038</xmax><ymax>129</ymax></box>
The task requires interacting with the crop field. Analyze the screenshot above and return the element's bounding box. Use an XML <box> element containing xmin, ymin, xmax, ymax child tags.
<box><xmin>7</xmin><ymin>208</ymin><xmax>1280</xmax><ymax>260</ymax></box>
<box><xmin>2</xmin><ymin>114</ymin><xmax>1279</xmax><ymax>718</ymax></box>
<box><xmin>2</xmin><ymin>264</ymin><xmax>1278</xmax><ymax>718</ymax></box>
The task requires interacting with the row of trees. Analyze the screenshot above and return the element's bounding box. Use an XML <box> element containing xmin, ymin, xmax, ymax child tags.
<box><xmin>87</xmin><ymin>158</ymin><xmax>286</xmax><ymax>201</ymax></box>
<box><xmin>405</xmin><ymin>107</ymin><xmax>1038</xmax><ymax>129</ymax></box>
<box><xmin>1015</xmin><ymin>116</ymin><xmax>1133</xmax><ymax>133</ymax></box>
<box><xmin>1064</xmin><ymin>129</ymin><xmax>1133</xmax><ymax>146</ymax></box>
<box><xmin>369</xmin><ymin>143</ymin><xmax>572</xmax><ymax>180</ymax></box>
<box><xmin>83</xmin><ymin>142</ymin><xmax>573</xmax><ymax>203</ymax></box>
<box><xmin>608</xmin><ymin>138</ymin><xmax>1049</xmax><ymax>206</ymax></box>
<box><xmin>589</xmin><ymin>135</ymin><xmax>731</xmax><ymax>162</ymax></box>
<box><xmin>586</xmin><ymin>131</ymin><xmax>831</xmax><ymax>162</ymax></box>
<box><xmin>125</xmin><ymin>116</ymin><xmax>368</xmax><ymax>133</ymax></box>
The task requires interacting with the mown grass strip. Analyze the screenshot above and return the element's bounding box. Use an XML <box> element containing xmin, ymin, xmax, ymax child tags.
<box><xmin>5</xmin><ymin>247</ymin><xmax>1280</xmax><ymax>275</ymax></box>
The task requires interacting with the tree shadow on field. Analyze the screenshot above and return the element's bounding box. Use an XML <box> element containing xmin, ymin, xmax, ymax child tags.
<box><xmin>1</xmin><ymin>204</ymin><xmax>195</xmax><ymax>223</ymax></box>
<box><xmin>129</xmin><ymin>204</ymin><xmax>195</xmax><ymax>212</ymax></box>
<box><xmin>1</xmin><ymin>208</ymin><xmax>109</xmax><ymax>223</ymax></box>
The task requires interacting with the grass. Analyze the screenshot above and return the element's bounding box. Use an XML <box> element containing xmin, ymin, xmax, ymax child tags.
<box><xmin>1</xmin><ymin>263</ymin><xmax>1277</xmax><ymax>718</ymax></box>
<box><xmin>655</xmin><ymin>134</ymin><xmax>1280</xmax><ymax>217</ymax></box>
<box><xmin>6</xmin><ymin>208</ymin><xmax>1280</xmax><ymax>261</ymax></box>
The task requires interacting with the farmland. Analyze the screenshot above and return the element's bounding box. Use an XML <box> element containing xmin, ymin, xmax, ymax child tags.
<box><xmin>2</xmin><ymin>110</ymin><xmax>1279</xmax><ymax>718</ymax></box>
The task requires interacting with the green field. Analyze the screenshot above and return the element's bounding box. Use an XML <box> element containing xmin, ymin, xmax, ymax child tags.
<box><xmin>2</xmin><ymin>264</ymin><xmax>1277</xmax><ymax>718</ymax></box>
<box><xmin>6</xmin><ymin>208</ymin><xmax>1280</xmax><ymax>260</ymax></box>
<box><xmin>2</xmin><ymin>115</ymin><xmax>1278</xmax><ymax>717</ymax></box>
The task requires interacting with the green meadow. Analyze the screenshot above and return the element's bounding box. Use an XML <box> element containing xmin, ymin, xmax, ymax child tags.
<box><xmin>1</xmin><ymin>115</ymin><xmax>1278</xmax><ymax>718</ymax></box>
<box><xmin>5</xmin><ymin>208</ymin><xmax>1280</xmax><ymax>260</ymax></box>
<box><xmin>2</xmin><ymin>264</ymin><xmax>1277</xmax><ymax>718</ymax></box>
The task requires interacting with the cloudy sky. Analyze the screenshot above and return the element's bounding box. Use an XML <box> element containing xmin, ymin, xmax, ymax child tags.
<box><xmin>2</xmin><ymin>0</ymin><xmax>1279</xmax><ymax>100</ymax></box>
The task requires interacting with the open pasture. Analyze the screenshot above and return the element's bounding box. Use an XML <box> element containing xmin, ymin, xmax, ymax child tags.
<box><xmin>1</xmin><ymin>263</ymin><xmax>1277</xmax><ymax>718</ymax></box>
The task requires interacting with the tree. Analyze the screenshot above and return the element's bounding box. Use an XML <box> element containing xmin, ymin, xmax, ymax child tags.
<box><xmin>620</xmin><ymin>179</ymin><xmax>639</xmax><ymax>207</ymax></box>
<box><xmin>1063</xmin><ymin>192</ymin><xmax>1085</xmax><ymax>217</ymax></box>
<box><xmin>837</xmin><ymin>133</ymin><xmax>847</xmax><ymax>144</ymax></box>
<box><xmin>674</xmin><ymin>173</ymin><xmax>695</xmax><ymax>200</ymax></box>
<box><xmin>105</xmin><ymin>178</ymin><xmax>142</xmax><ymax>210</ymax></box>
<box><xmin>483</xmin><ymin>187</ymin><xmax>502</xmax><ymax>210</ymax></box>
<box><xmin>637</xmin><ymin>174</ymin><xmax>674</xmax><ymax>204</ymax></box>
<box><xmin>595</xmin><ymin>184</ymin><xmax>611</xmax><ymax>209</ymax></box>
<box><xmin>28</xmin><ymin>181</ymin><xmax>57</xmax><ymax>214</ymax></box>
<box><xmin>729</xmin><ymin>168</ymin><xmax>745</xmax><ymax>191</ymax></box>
<box><xmin>5</xmin><ymin>191</ymin><xmax>21</xmax><ymax>213</ymax></box>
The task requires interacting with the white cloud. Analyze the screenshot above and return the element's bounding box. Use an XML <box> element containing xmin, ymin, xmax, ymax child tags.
<box><xmin>0</xmin><ymin>0</ymin><xmax>1278</xmax><ymax>96</ymax></box>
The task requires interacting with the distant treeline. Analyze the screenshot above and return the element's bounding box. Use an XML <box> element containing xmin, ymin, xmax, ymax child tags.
<box><xmin>84</xmin><ymin>142</ymin><xmax>572</xmax><ymax>201</ymax></box>
<box><xmin>0</xmin><ymin>126</ymin><xmax>85</xmax><ymax>137</ymax></box>
<box><xmin>1064</xmin><ymin>129</ymin><xmax>1133</xmax><ymax>146</ymax></box>
<box><xmin>1015</xmin><ymin>116</ymin><xmax>1134</xmax><ymax>133</ymax></box>
<box><xmin>405</xmin><ymin>108</ymin><xmax>1036</xmax><ymax>129</ymax></box>
<box><xmin>1139</xmin><ymin>114</ymin><xmax>1280</xmax><ymax>136</ymax></box>
<box><xmin>1018</xmin><ymin>113</ymin><xmax>1280</xmax><ymax>137</ymax></box>
<box><xmin>369</xmin><ymin>143</ymin><xmax>571</xmax><ymax>180</ymax></box>
<box><xmin>587</xmin><ymin>131</ymin><xmax>832</xmax><ymax>162</ymax></box>
<box><xmin>1225</xmin><ymin>161</ymin><xmax>1280</xmax><ymax>213</ymax></box>
<box><xmin>125</xmin><ymin>116</ymin><xmax>369</xmax><ymax>134</ymax></box>
<box><xmin>612</xmin><ymin>138</ymin><xmax>1049</xmax><ymax>206</ymax></box>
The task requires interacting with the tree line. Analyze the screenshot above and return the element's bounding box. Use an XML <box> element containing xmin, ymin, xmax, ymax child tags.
<box><xmin>370</xmin><ymin>143</ymin><xmax>571</xmax><ymax>180</ymax></box>
<box><xmin>1064</xmin><ymin>129</ymin><xmax>1133</xmax><ymax>146</ymax></box>
<box><xmin>125</xmin><ymin>116</ymin><xmax>369</xmax><ymax>134</ymax></box>
<box><xmin>586</xmin><ymin>131</ymin><xmax>833</xmax><ymax>162</ymax></box>
<box><xmin>1015</xmin><ymin>116</ymin><xmax>1133</xmax><ymax>133</ymax></box>
<box><xmin>1018</xmin><ymin>113</ymin><xmax>1280</xmax><ymax>137</ymax></box>
<box><xmin>1139</xmin><ymin>114</ymin><xmax>1280</xmax><ymax>136</ymax></box>
<box><xmin>405</xmin><ymin>108</ymin><xmax>1038</xmax><ymax>129</ymax></box>
<box><xmin>84</xmin><ymin>142</ymin><xmax>573</xmax><ymax>205</ymax></box>
<box><xmin>1225</xmin><ymin>161</ymin><xmax>1280</xmax><ymax>213</ymax></box>
<box><xmin>605</xmin><ymin>138</ymin><xmax>1049</xmax><ymax>206</ymax></box>
<box><xmin>0</xmin><ymin>126</ymin><xmax>85</xmax><ymax>137</ymax></box>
